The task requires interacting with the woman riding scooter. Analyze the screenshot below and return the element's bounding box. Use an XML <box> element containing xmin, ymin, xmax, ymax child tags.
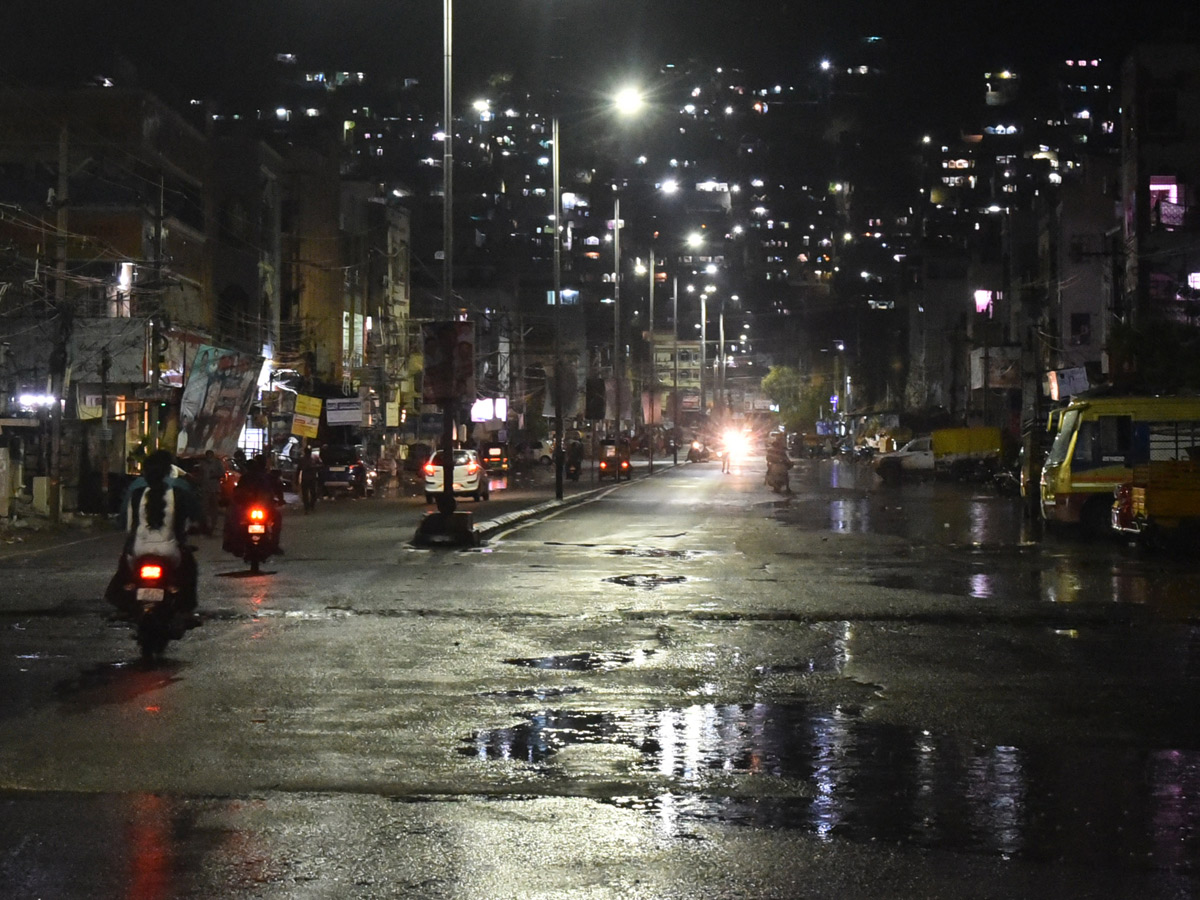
<box><xmin>106</xmin><ymin>449</ymin><xmax>201</xmax><ymax>622</ymax></box>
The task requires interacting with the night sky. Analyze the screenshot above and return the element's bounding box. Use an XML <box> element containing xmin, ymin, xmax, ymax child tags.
<box><xmin>5</xmin><ymin>1</ymin><xmax>1198</xmax><ymax>108</ymax></box>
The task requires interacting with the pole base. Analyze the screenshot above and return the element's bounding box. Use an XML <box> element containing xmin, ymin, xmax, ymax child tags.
<box><xmin>412</xmin><ymin>510</ymin><xmax>479</xmax><ymax>547</ymax></box>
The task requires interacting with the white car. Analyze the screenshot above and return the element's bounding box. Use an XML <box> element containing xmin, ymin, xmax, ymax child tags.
<box><xmin>526</xmin><ymin>439</ymin><xmax>555</xmax><ymax>465</ymax></box>
<box><xmin>424</xmin><ymin>449</ymin><xmax>489</xmax><ymax>502</ymax></box>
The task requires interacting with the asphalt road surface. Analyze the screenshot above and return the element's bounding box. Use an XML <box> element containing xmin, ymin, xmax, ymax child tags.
<box><xmin>1</xmin><ymin>456</ymin><xmax>1197</xmax><ymax>898</ymax></box>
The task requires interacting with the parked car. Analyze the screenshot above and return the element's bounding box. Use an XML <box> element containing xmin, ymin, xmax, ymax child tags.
<box><xmin>424</xmin><ymin>449</ymin><xmax>490</xmax><ymax>502</ymax></box>
<box><xmin>523</xmin><ymin>439</ymin><xmax>555</xmax><ymax>466</ymax></box>
<box><xmin>319</xmin><ymin>445</ymin><xmax>373</xmax><ymax>498</ymax></box>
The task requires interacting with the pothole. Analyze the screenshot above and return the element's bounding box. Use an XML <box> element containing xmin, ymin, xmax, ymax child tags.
<box><xmin>604</xmin><ymin>573</ymin><xmax>687</xmax><ymax>589</ymax></box>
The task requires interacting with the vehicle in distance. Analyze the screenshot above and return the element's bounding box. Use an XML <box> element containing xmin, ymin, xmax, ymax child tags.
<box><xmin>319</xmin><ymin>445</ymin><xmax>373</xmax><ymax>497</ymax></box>
<box><xmin>424</xmin><ymin>449</ymin><xmax>490</xmax><ymax>502</ymax></box>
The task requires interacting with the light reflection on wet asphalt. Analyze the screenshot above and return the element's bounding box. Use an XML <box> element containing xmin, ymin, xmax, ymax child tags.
<box><xmin>462</xmin><ymin>700</ymin><xmax>1200</xmax><ymax>869</ymax></box>
<box><xmin>458</xmin><ymin>459</ymin><xmax>1200</xmax><ymax>871</ymax></box>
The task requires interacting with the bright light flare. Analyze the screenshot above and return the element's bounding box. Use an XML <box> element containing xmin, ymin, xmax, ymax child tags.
<box><xmin>722</xmin><ymin>429</ymin><xmax>752</xmax><ymax>463</ymax></box>
<box><xmin>614</xmin><ymin>86</ymin><xmax>645</xmax><ymax>117</ymax></box>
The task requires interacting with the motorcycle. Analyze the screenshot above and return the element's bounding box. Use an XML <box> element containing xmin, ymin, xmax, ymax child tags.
<box><xmin>766</xmin><ymin>461</ymin><xmax>792</xmax><ymax>493</ymax></box>
<box><xmin>123</xmin><ymin>553</ymin><xmax>195</xmax><ymax>660</ymax></box>
<box><xmin>565</xmin><ymin>441</ymin><xmax>584</xmax><ymax>481</ymax></box>
<box><xmin>226</xmin><ymin>499</ymin><xmax>280</xmax><ymax>573</ymax></box>
<box><xmin>686</xmin><ymin>440</ymin><xmax>712</xmax><ymax>463</ymax></box>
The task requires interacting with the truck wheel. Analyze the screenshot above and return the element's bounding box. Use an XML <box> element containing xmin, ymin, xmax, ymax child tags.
<box><xmin>877</xmin><ymin>459</ymin><xmax>901</xmax><ymax>485</ymax></box>
<box><xmin>1080</xmin><ymin>496</ymin><xmax>1114</xmax><ymax>539</ymax></box>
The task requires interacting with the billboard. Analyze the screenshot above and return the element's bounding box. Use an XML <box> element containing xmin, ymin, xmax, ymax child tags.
<box><xmin>176</xmin><ymin>345</ymin><xmax>262</xmax><ymax>456</ymax></box>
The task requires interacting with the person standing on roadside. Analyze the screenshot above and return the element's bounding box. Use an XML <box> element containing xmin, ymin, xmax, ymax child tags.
<box><xmin>197</xmin><ymin>449</ymin><xmax>225</xmax><ymax>535</ymax></box>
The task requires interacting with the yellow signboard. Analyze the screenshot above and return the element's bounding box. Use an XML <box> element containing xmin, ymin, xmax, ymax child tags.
<box><xmin>291</xmin><ymin>413</ymin><xmax>320</xmax><ymax>439</ymax></box>
<box><xmin>295</xmin><ymin>394</ymin><xmax>322</xmax><ymax>417</ymax></box>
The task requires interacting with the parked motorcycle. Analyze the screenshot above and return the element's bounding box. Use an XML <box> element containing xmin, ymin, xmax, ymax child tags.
<box><xmin>123</xmin><ymin>554</ymin><xmax>196</xmax><ymax>659</ymax></box>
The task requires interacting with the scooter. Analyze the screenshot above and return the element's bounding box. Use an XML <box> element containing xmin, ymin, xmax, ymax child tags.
<box><xmin>226</xmin><ymin>501</ymin><xmax>280</xmax><ymax>573</ymax></box>
<box><xmin>123</xmin><ymin>554</ymin><xmax>195</xmax><ymax>660</ymax></box>
<box><xmin>766</xmin><ymin>460</ymin><xmax>793</xmax><ymax>494</ymax></box>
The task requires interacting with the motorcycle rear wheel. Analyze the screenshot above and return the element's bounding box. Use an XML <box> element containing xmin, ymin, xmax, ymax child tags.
<box><xmin>137</xmin><ymin>621</ymin><xmax>169</xmax><ymax>659</ymax></box>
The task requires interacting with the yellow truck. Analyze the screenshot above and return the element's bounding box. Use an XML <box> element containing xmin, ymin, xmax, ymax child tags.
<box><xmin>1112</xmin><ymin>460</ymin><xmax>1200</xmax><ymax>546</ymax></box>
<box><xmin>1040</xmin><ymin>394</ymin><xmax>1200</xmax><ymax>534</ymax></box>
<box><xmin>874</xmin><ymin>426</ymin><xmax>1002</xmax><ymax>484</ymax></box>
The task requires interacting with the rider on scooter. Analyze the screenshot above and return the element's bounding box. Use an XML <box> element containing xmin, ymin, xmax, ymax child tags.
<box><xmin>224</xmin><ymin>454</ymin><xmax>285</xmax><ymax>555</ymax></box>
<box><xmin>106</xmin><ymin>449</ymin><xmax>201</xmax><ymax>620</ymax></box>
<box><xmin>765</xmin><ymin>433</ymin><xmax>794</xmax><ymax>494</ymax></box>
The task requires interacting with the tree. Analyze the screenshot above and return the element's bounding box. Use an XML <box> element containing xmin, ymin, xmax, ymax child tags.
<box><xmin>761</xmin><ymin>365</ymin><xmax>825</xmax><ymax>433</ymax></box>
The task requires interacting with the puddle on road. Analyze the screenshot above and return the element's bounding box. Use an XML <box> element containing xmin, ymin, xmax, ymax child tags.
<box><xmin>504</xmin><ymin>650</ymin><xmax>654</xmax><ymax>671</ymax></box>
<box><xmin>607</xmin><ymin>548</ymin><xmax>707</xmax><ymax>561</ymax></box>
<box><xmin>461</xmin><ymin>701</ymin><xmax>1200</xmax><ymax>869</ymax></box>
<box><xmin>605</xmin><ymin>574</ymin><xmax>687</xmax><ymax>589</ymax></box>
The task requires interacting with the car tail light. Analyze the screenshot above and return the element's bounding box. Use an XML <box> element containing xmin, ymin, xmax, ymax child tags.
<box><xmin>600</xmin><ymin>461</ymin><xmax>609</xmax><ymax>470</ymax></box>
<box><xmin>466</xmin><ymin>462</ymin><xmax>479</xmax><ymax>475</ymax></box>
<box><xmin>249</xmin><ymin>507</ymin><xmax>267</xmax><ymax>522</ymax></box>
<box><xmin>621</xmin><ymin>460</ymin><xmax>630</xmax><ymax>470</ymax></box>
<box><xmin>424</xmin><ymin>462</ymin><xmax>436</xmax><ymax>476</ymax></box>
<box><xmin>138</xmin><ymin>563</ymin><xmax>163</xmax><ymax>581</ymax></box>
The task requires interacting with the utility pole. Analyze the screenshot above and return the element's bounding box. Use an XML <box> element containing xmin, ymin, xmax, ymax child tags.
<box><xmin>647</xmin><ymin>247</ymin><xmax>654</xmax><ymax>474</ymax></box>
<box><xmin>612</xmin><ymin>195</ymin><xmax>621</xmax><ymax>436</ymax></box>
<box><xmin>552</xmin><ymin>115</ymin><xmax>564</xmax><ymax>500</ymax></box>
<box><xmin>48</xmin><ymin>124</ymin><xmax>69</xmax><ymax>524</ymax></box>
<box><xmin>148</xmin><ymin>173</ymin><xmax>165</xmax><ymax>452</ymax></box>
<box><xmin>439</xmin><ymin>0</ymin><xmax>456</xmax><ymax>513</ymax></box>
<box><xmin>672</xmin><ymin>276</ymin><xmax>679</xmax><ymax>465</ymax></box>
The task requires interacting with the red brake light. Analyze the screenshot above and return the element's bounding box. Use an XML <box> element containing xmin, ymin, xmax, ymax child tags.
<box><xmin>249</xmin><ymin>507</ymin><xmax>266</xmax><ymax>521</ymax></box>
<box><xmin>423</xmin><ymin>462</ymin><xmax>436</xmax><ymax>476</ymax></box>
<box><xmin>600</xmin><ymin>461</ymin><xmax>608</xmax><ymax>470</ymax></box>
<box><xmin>466</xmin><ymin>462</ymin><xmax>479</xmax><ymax>474</ymax></box>
<box><xmin>139</xmin><ymin>563</ymin><xmax>163</xmax><ymax>581</ymax></box>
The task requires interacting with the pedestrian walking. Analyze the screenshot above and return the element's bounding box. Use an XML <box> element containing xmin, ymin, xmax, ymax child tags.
<box><xmin>197</xmin><ymin>449</ymin><xmax>225</xmax><ymax>535</ymax></box>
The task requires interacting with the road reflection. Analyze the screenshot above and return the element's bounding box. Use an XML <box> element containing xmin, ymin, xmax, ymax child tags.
<box><xmin>462</xmin><ymin>700</ymin><xmax>1200</xmax><ymax>868</ymax></box>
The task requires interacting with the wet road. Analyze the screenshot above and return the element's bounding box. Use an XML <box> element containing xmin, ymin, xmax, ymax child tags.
<box><xmin>0</xmin><ymin>456</ymin><xmax>1197</xmax><ymax>898</ymax></box>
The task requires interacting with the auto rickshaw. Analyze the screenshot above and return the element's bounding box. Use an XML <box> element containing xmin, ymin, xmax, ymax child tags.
<box><xmin>598</xmin><ymin>439</ymin><xmax>632</xmax><ymax>481</ymax></box>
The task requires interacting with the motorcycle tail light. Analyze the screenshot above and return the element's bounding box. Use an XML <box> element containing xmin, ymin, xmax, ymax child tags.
<box><xmin>249</xmin><ymin>507</ymin><xmax>267</xmax><ymax>522</ymax></box>
<box><xmin>139</xmin><ymin>563</ymin><xmax>163</xmax><ymax>581</ymax></box>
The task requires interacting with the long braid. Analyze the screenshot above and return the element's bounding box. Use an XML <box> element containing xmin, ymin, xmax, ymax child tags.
<box><xmin>141</xmin><ymin>450</ymin><xmax>173</xmax><ymax>531</ymax></box>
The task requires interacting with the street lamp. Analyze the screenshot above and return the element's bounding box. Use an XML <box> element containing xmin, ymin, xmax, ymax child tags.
<box><xmin>439</xmin><ymin>0</ymin><xmax>456</xmax><ymax>513</ymax></box>
<box><xmin>672</xmin><ymin>275</ymin><xmax>679</xmax><ymax>464</ymax></box>
<box><xmin>609</xmin><ymin>85</ymin><xmax>646</xmax><ymax>438</ymax></box>
<box><xmin>685</xmin><ymin>232</ymin><xmax>706</xmax><ymax>416</ymax></box>
<box><xmin>552</xmin><ymin>113</ymin><xmax>564</xmax><ymax>499</ymax></box>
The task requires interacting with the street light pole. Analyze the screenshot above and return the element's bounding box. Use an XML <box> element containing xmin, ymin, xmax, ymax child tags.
<box><xmin>647</xmin><ymin>247</ymin><xmax>654</xmax><ymax>474</ymax></box>
<box><xmin>699</xmin><ymin>291</ymin><xmax>707</xmax><ymax>420</ymax></box>
<box><xmin>612</xmin><ymin>194</ymin><xmax>622</xmax><ymax>436</ymax></box>
<box><xmin>552</xmin><ymin>114</ymin><xmax>564</xmax><ymax>500</ymax></box>
<box><xmin>440</xmin><ymin>0</ymin><xmax>456</xmax><ymax>512</ymax></box>
<box><xmin>672</xmin><ymin>275</ymin><xmax>679</xmax><ymax>465</ymax></box>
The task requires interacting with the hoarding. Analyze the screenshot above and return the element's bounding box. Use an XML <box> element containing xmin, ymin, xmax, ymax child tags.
<box><xmin>177</xmin><ymin>345</ymin><xmax>262</xmax><ymax>456</ymax></box>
